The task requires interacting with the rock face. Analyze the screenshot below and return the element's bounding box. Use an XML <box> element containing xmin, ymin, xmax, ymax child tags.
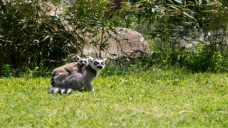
<box><xmin>81</xmin><ymin>28</ymin><xmax>151</xmax><ymax>59</ymax></box>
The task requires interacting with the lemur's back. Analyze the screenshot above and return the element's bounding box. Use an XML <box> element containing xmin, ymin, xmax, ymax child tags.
<box><xmin>51</xmin><ymin>62</ymin><xmax>80</xmax><ymax>76</ymax></box>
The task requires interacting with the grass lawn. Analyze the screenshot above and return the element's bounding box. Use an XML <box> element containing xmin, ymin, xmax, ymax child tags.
<box><xmin>0</xmin><ymin>69</ymin><xmax>227</xmax><ymax>127</ymax></box>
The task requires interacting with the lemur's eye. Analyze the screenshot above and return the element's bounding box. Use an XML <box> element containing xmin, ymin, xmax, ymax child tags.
<box><xmin>101</xmin><ymin>62</ymin><xmax>104</xmax><ymax>65</ymax></box>
<box><xmin>80</xmin><ymin>60</ymin><xmax>83</xmax><ymax>63</ymax></box>
<box><xmin>84</xmin><ymin>61</ymin><xmax>87</xmax><ymax>63</ymax></box>
<box><xmin>94</xmin><ymin>61</ymin><xmax>99</xmax><ymax>65</ymax></box>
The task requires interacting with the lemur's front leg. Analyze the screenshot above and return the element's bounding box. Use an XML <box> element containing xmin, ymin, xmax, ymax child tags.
<box><xmin>83</xmin><ymin>81</ymin><xmax>94</xmax><ymax>91</ymax></box>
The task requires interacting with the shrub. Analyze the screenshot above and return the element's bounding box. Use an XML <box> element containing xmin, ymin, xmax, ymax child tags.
<box><xmin>128</xmin><ymin>0</ymin><xmax>228</xmax><ymax>72</ymax></box>
<box><xmin>0</xmin><ymin>0</ymin><xmax>121</xmax><ymax>73</ymax></box>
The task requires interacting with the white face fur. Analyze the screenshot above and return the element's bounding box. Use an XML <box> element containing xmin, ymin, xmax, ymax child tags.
<box><xmin>76</xmin><ymin>56</ymin><xmax>88</xmax><ymax>66</ymax></box>
<box><xmin>89</xmin><ymin>57</ymin><xmax>107</xmax><ymax>71</ymax></box>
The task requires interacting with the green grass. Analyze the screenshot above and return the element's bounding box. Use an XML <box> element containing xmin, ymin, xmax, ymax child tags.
<box><xmin>0</xmin><ymin>69</ymin><xmax>228</xmax><ymax>127</ymax></box>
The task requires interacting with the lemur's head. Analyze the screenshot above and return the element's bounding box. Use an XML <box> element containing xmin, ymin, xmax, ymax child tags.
<box><xmin>89</xmin><ymin>56</ymin><xmax>107</xmax><ymax>71</ymax></box>
<box><xmin>76</xmin><ymin>55</ymin><xmax>88</xmax><ymax>66</ymax></box>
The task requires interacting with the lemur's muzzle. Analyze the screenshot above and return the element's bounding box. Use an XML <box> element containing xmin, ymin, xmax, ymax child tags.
<box><xmin>97</xmin><ymin>66</ymin><xmax>103</xmax><ymax>69</ymax></box>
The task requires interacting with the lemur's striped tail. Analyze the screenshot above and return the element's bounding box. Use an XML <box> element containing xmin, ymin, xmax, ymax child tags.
<box><xmin>48</xmin><ymin>87</ymin><xmax>74</xmax><ymax>94</ymax></box>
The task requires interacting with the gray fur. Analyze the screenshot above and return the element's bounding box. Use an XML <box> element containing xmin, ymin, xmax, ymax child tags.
<box><xmin>59</xmin><ymin>72</ymin><xmax>84</xmax><ymax>90</ymax></box>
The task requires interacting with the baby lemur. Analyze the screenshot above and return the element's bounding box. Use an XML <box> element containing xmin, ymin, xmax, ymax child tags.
<box><xmin>48</xmin><ymin>56</ymin><xmax>107</xmax><ymax>94</ymax></box>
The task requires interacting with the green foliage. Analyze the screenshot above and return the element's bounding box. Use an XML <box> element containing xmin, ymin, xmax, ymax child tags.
<box><xmin>0</xmin><ymin>64</ymin><xmax>11</xmax><ymax>77</ymax></box>
<box><xmin>127</xmin><ymin>0</ymin><xmax>228</xmax><ymax>72</ymax></box>
<box><xmin>0</xmin><ymin>69</ymin><xmax>227</xmax><ymax>127</ymax></box>
<box><xmin>0</xmin><ymin>0</ymin><xmax>121</xmax><ymax>71</ymax></box>
<box><xmin>103</xmin><ymin>53</ymin><xmax>154</xmax><ymax>76</ymax></box>
<box><xmin>0</xmin><ymin>1</ymin><xmax>68</xmax><ymax>69</ymax></box>
<box><xmin>63</xmin><ymin>0</ymin><xmax>119</xmax><ymax>57</ymax></box>
<box><xmin>166</xmin><ymin>44</ymin><xmax>225</xmax><ymax>72</ymax></box>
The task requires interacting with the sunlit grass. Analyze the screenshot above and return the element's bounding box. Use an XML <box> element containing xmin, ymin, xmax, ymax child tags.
<box><xmin>0</xmin><ymin>69</ymin><xmax>227</xmax><ymax>127</ymax></box>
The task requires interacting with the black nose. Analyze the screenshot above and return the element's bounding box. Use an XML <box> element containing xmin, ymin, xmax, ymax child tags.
<box><xmin>97</xmin><ymin>66</ymin><xmax>103</xmax><ymax>69</ymax></box>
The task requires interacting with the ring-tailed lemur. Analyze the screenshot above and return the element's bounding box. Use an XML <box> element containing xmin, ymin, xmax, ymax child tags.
<box><xmin>51</xmin><ymin>55</ymin><xmax>88</xmax><ymax>87</ymax></box>
<box><xmin>48</xmin><ymin>57</ymin><xmax>107</xmax><ymax>94</ymax></box>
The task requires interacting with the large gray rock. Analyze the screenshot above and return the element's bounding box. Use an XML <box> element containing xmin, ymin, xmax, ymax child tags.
<box><xmin>81</xmin><ymin>28</ymin><xmax>151</xmax><ymax>59</ymax></box>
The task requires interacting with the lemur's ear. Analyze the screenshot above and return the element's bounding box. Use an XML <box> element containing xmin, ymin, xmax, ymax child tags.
<box><xmin>88</xmin><ymin>56</ymin><xmax>94</xmax><ymax>63</ymax></box>
<box><xmin>76</xmin><ymin>55</ymin><xmax>80</xmax><ymax>61</ymax></box>
<box><xmin>103</xmin><ymin>58</ymin><xmax>107</xmax><ymax>61</ymax></box>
